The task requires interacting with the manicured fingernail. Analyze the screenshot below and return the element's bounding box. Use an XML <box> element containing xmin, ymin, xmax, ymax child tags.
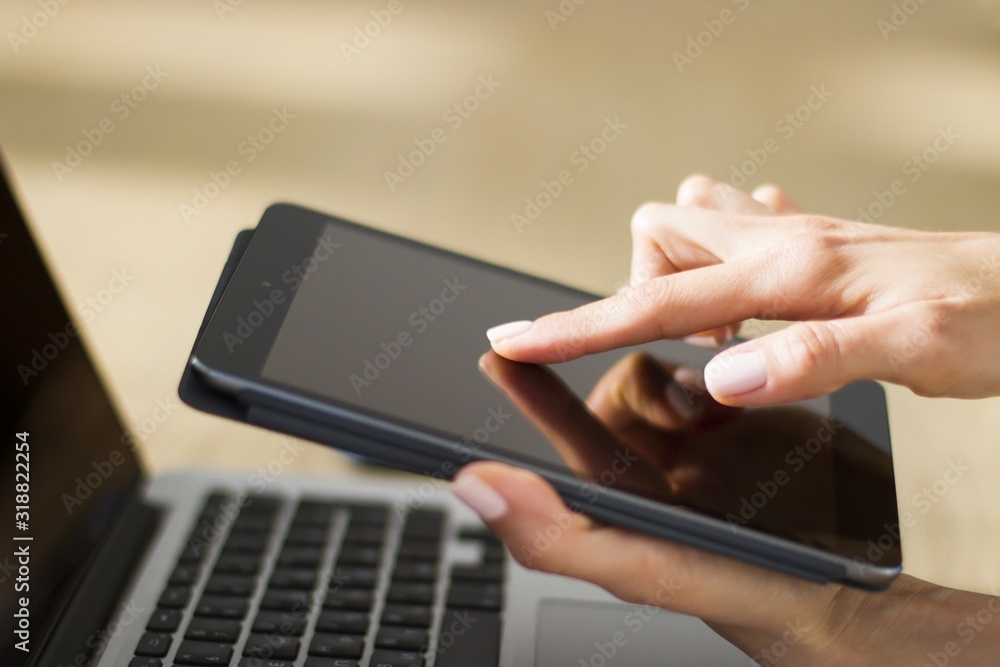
<box><xmin>486</xmin><ymin>320</ymin><xmax>533</xmax><ymax>343</ymax></box>
<box><xmin>683</xmin><ymin>334</ymin><xmax>722</xmax><ymax>349</ymax></box>
<box><xmin>704</xmin><ymin>352</ymin><xmax>767</xmax><ymax>396</ymax></box>
<box><xmin>452</xmin><ymin>474</ymin><xmax>508</xmax><ymax>521</ymax></box>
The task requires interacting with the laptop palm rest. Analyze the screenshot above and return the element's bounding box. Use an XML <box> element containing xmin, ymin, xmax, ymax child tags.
<box><xmin>535</xmin><ymin>599</ymin><xmax>748</xmax><ymax>666</ymax></box>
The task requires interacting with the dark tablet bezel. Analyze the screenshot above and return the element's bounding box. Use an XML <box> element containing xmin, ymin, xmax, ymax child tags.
<box><xmin>192</xmin><ymin>203</ymin><xmax>902</xmax><ymax>586</ymax></box>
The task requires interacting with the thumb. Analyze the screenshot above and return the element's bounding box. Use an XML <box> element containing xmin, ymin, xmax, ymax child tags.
<box><xmin>703</xmin><ymin>303</ymin><xmax>935</xmax><ymax>406</ymax></box>
<box><xmin>450</xmin><ymin>462</ymin><xmax>830</xmax><ymax>629</ymax></box>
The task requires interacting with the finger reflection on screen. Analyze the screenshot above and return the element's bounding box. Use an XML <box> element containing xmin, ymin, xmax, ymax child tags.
<box><xmin>478</xmin><ymin>350</ymin><xmax>672</xmax><ymax>502</ymax></box>
<box><xmin>477</xmin><ymin>349</ymin><xmax>897</xmax><ymax>558</ymax></box>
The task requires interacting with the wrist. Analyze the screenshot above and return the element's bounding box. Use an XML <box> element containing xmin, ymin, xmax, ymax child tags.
<box><xmin>815</xmin><ymin>576</ymin><xmax>1000</xmax><ymax>666</ymax></box>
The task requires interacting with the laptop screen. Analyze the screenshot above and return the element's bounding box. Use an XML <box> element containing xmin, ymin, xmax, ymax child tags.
<box><xmin>0</xmin><ymin>155</ymin><xmax>142</xmax><ymax>666</ymax></box>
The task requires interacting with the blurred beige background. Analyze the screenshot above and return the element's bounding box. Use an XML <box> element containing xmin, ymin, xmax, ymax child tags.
<box><xmin>2</xmin><ymin>1</ymin><xmax>1000</xmax><ymax>594</ymax></box>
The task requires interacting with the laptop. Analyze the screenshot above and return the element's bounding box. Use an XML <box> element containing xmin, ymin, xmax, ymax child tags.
<box><xmin>0</xmin><ymin>153</ymin><xmax>751</xmax><ymax>667</ymax></box>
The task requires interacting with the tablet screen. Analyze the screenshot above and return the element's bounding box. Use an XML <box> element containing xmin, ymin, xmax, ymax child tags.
<box><xmin>253</xmin><ymin>218</ymin><xmax>899</xmax><ymax>562</ymax></box>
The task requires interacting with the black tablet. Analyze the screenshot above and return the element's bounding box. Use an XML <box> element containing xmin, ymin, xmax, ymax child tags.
<box><xmin>187</xmin><ymin>203</ymin><xmax>902</xmax><ymax>589</ymax></box>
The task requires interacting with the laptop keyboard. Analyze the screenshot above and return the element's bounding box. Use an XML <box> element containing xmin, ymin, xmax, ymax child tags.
<box><xmin>127</xmin><ymin>491</ymin><xmax>505</xmax><ymax>667</ymax></box>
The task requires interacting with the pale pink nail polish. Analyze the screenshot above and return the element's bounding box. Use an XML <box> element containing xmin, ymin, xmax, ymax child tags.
<box><xmin>683</xmin><ymin>334</ymin><xmax>722</xmax><ymax>349</ymax></box>
<box><xmin>486</xmin><ymin>320</ymin><xmax>533</xmax><ymax>343</ymax></box>
<box><xmin>704</xmin><ymin>352</ymin><xmax>767</xmax><ymax>396</ymax></box>
<box><xmin>452</xmin><ymin>474</ymin><xmax>508</xmax><ymax>521</ymax></box>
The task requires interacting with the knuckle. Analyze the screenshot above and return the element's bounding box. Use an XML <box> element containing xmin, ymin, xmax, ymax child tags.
<box><xmin>510</xmin><ymin>534</ymin><xmax>573</xmax><ymax>578</ymax></box>
<box><xmin>920</xmin><ymin>300</ymin><xmax>957</xmax><ymax>339</ymax></box>
<box><xmin>630</xmin><ymin>202</ymin><xmax>669</xmax><ymax>236</ymax></box>
<box><xmin>792</xmin><ymin>213</ymin><xmax>839</xmax><ymax>233</ymax></box>
<box><xmin>619</xmin><ymin>276</ymin><xmax>671</xmax><ymax>312</ymax></box>
<box><xmin>777</xmin><ymin>227</ymin><xmax>850</xmax><ymax>298</ymax></box>
<box><xmin>782</xmin><ymin>214</ymin><xmax>853</xmax><ymax>254</ymax></box>
<box><xmin>677</xmin><ymin>174</ymin><xmax>718</xmax><ymax>203</ymax></box>
<box><xmin>787</xmin><ymin>225</ymin><xmax>844</xmax><ymax>258</ymax></box>
<box><xmin>779</xmin><ymin>321</ymin><xmax>844</xmax><ymax>375</ymax></box>
<box><xmin>892</xmin><ymin>301</ymin><xmax>958</xmax><ymax>396</ymax></box>
<box><xmin>600</xmin><ymin>541</ymin><xmax>688</xmax><ymax>607</ymax></box>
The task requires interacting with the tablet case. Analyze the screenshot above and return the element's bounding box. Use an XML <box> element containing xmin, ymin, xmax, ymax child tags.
<box><xmin>178</xmin><ymin>229</ymin><xmax>454</xmax><ymax>477</ymax></box>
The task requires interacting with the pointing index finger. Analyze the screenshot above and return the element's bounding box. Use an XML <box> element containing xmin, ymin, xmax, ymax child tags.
<box><xmin>489</xmin><ymin>257</ymin><xmax>772</xmax><ymax>364</ymax></box>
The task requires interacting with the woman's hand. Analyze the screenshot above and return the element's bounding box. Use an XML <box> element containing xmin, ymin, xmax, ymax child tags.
<box><xmin>452</xmin><ymin>176</ymin><xmax>1000</xmax><ymax>664</ymax></box>
<box><xmin>463</xmin><ymin>349</ymin><xmax>967</xmax><ymax>664</ymax></box>
<box><xmin>484</xmin><ymin>175</ymin><xmax>1000</xmax><ymax>406</ymax></box>
<box><xmin>452</xmin><ymin>461</ymin><xmax>1000</xmax><ymax>665</ymax></box>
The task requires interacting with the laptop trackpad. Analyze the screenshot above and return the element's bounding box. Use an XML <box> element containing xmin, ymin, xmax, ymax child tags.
<box><xmin>535</xmin><ymin>599</ymin><xmax>748</xmax><ymax>666</ymax></box>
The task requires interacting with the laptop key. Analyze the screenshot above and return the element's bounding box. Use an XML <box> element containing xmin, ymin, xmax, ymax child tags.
<box><xmin>204</xmin><ymin>575</ymin><xmax>255</xmax><ymax>596</ymax></box>
<box><xmin>174</xmin><ymin>640</ymin><xmax>234</xmax><ymax>665</ymax></box>
<box><xmin>457</xmin><ymin>526</ymin><xmax>497</xmax><ymax>541</ymax></box>
<box><xmin>223</xmin><ymin>531</ymin><xmax>271</xmax><ymax>553</ymax></box>
<box><xmin>308</xmin><ymin>633</ymin><xmax>365</xmax><ymax>659</ymax></box>
<box><xmin>380</xmin><ymin>604</ymin><xmax>431</xmax><ymax>628</ymax></box>
<box><xmin>446</xmin><ymin>582</ymin><xmax>502</xmax><ymax>610</ymax></box>
<box><xmin>330</xmin><ymin>566</ymin><xmax>378</xmax><ymax>589</ymax></box>
<box><xmin>375</xmin><ymin>626</ymin><xmax>429</xmax><ymax>651</ymax></box>
<box><xmin>482</xmin><ymin>543</ymin><xmax>506</xmax><ymax>563</ymax></box>
<box><xmin>252</xmin><ymin>610</ymin><xmax>309</xmax><ymax>636</ymax></box>
<box><xmin>315</xmin><ymin>610</ymin><xmax>369</xmax><ymax>634</ymax></box>
<box><xmin>343</xmin><ymin>503</ymin><xmax>389</xmax><ymax>526</ymax></box>
<box><xmin>395</xmin><ymin>542</ymin><xmax>439</xmax><ymax>561</ymax></box>
<box><xmin>260</xmin><ymin>589</ymin><xmax>312</xmax><ymax>611</ymax></box>
<box><xmin>285</xmin><ymin>525</ymin><xmax>329</xmax><ymax>546</ymax></box>
<box><xmin>293</xmin><ymin>500</ymin><xmax>337</xmax><ymax>525</ymax></box>
<box><xmin>269</xmin><ymin>568</ymin><xmax>317</xmax><ymax>590</ymax></box>
<box><xmin>323</xmin><ymin>589</ymin><xmax>373</xmax><ymax>611</ymax></box>
<box><xmin>401</xmin><ymin>509</ymin><xmax>445</xmax><ymax>540</ymax></box>
<box><xmin>214</xmin><ymin>553</ymin><xmax>261</xmax><ymax>575</ymax></box>
<box><xmin>169</xmin><ymin>564</ymin><xmax>200</xmax><ymax>585</ymax></box>
<box><xmin>195</xmin><ymin>595</ymin><xmax>247</xmax><ymax>619</ymax></box>
<box><xmin>392</xmin><ymin>562</ymin><xmax>437</xmax><ymax>582</ymax></box>
<box><xmin>205</xmin><ymin>491</ymin><xmax>231</xmax><ymax>508</ymax></box>
<box><xmin>232</xmin><ymin>514</ymin><xmax>274</xmax><ymax>531</ymax></box>
<box><xmin>185</xmin><ymin>617</ymin><xmax>242</xmax><ymax>642</ymax></box>
<box><xmin>200</xmin><ymin>501</ymin><xmax>233</xmax><ymax>526</ymax></box>
<box><xmin>387</xmin><ymin>582</ymin><xmax>435</xmax><ymax>605</ymax></box>
<box><xmin>128</xmin><ymin>658</ymin><xmax>163</xmax><ymax>667</ymax></box>
<box><xmin>277</xmin><ymin>546</ymin><xmax>323</xmax><ymax>568</ymax></box>
<box><xmin>241</xmin><ymin>495</ymin><xmax>283</xmax><ymax>513</ymax></box>
<box><xmin>157</xmin><ymin>585</ymin><xmax>191</xmax><ymax>608</ymax></box>
<box><xmin>433</xmin><ymin>609</ymin><xmax>501</xmax><ymax>667</ymax></box>
<box><xmin>304</xmin><ymin>658</ymin><xmax>359</xmax><ymax>667</ymax></box>
<box><xmin>342</xmin><ymin>524</ymin><xmax>385</xmax><ymax>545</ymax></box>
<box><xmin>134</xmin><ymin>632</ymin><xmax>172</xmax><ymax>658</ymax></box>
<box><xmin>146</xmin><ymin>608</ymin><xmax>181</xmax><ymax>632</ymax></box>
<box><xmin>238</xmin><ymin>660</ymin><xmax>294</xmax><ymax>667</ymax></box>
<box><xmin>336</xmin><ymin>546</ymin><xmax>381</xmax><ymax>567</ymax></box>
<box><xmin>179</xmin><ymin>541</ymin><xmax>208</xmax><ymax>563</ymax></box>
<box><xmin>243</xmin><ymin>633</ymin><xmax>301</xmax><ymax>660</ymax></box>
<box><xmin>369</xmin><ymin>649</ymin><xmax>424</xmax><ymax>667</ymax></box>
<box><xmin>450</xmin><ymin>564</ymin><xmax>504</xmax><ymax>582</ymax></box>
